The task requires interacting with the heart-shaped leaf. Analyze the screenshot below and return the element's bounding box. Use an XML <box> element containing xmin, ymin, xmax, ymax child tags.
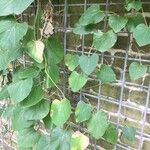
<box><xmin>13</xmin><ymin>66</ymin><xmax>40</xmax><ymax>82</ymax></box>
<box><xmin>0</xmin><ymin>0</ymin><xmax>34</xmax><ymax>16</ymax></box>
<box><xmin>93</xmin><ymin>30</ymin><xmax>117</xmax><ymax>52</ymax></box>
<box><xmin>71</xmin><ymin>131</ymin><xmax>89</xmax><ymax>150</ymax></box>
<box><xmin>127</xmin><ymin>14</ymin><xmax>144</xmax><ymax>32</ymax></box>
<box><xmin>0</xmin><ymin>46</ymin><xmax>21</xmax><ymax>71</ymax></box>
<box><xmin>125</xmin><ymin>0</ymin><xmax>142</xmax><ymax>11</ymax></box>
<box><xmin>0</xmin><ymin>17</ymin><xmax>28</xmax><ymax>50</ymax></box>
<box><xmin>78</xmin><ymin>5</ymin><xmax>105</xmax><ymax>26</ymax></box>
<box><xmin>20</xmin><ymin>86</ymin><xmax>44</xmax><ymax>108</ymax></box>
<box><xmin>17</xmin><ymin>127</ymin><xmax>40</xmax><ymax>148</ymax></box>
<box><xmin>50</xmin><ymin>99</ymin><xmax>71</xmax><ymax>126</ymax></box>
<box><xmin>23</xmin><ymin>100</ymin><xmax>50</xmax><ymax>120</ymax></box>
<box><xmin>129</xmin><ymin>62</ymin><xmax>147</xmax><ymax>80</ymax></box>
<box><xmin>108</xmin><ymin>15</ymin><xmax>128</xmax><ymax>33</ymax></box>
<box><xmin>97</xmin><ymin>64</ymin><xmax>116</xmax><ymax>83</ymax></box>
<box><xmin>45</xmin><ymin>37</ymin><xmax>64</xmax><ymax>65</ymax></box>
<box><xmin>122</xmin><ymin>126</ymin><xmax>136</xmax><ymax>141</ymax></box>
<box><xmin>133</xmin><ymin>24</ymin><xmax>150</xmax><ymax>46</ymax></box>
<box><xmin>45</xmin><ymin>63</ymin><xmax>60</xmax><ymax>88</ymax></box>
<box><xmin>7</xmin><ymin>78</ymin><xmax>33</xmax><ymax>103</ymax></box>
<box><xmin>12</xmin><ymin>106</ymin><xmax>34</xmax><ymax>131</ymax></box>
<box><xmin>79</xmin><ymin>54</ymin><xmax>99</xmax><ymax>75</ymax></box>
<box><xmin>37</xmin><ymin>128</ymin><xmax>71</xmax><ymax>150</ymax></box>
<box><xmin>65</xmin><ymin>54</ymin><xmax>79</xmax><ymax>71</ymax></box>
<box><xmin>87</xmin><ymin>111</ymin><xmax>109</xmax><ymax>139</ymax></box>
<box><xmin>26</xmin><ymin>40</ymin><xmax>45</xmax><ymax>63</ymax></box>
<box><xmin>103</xmin><ymin>124</ymin><xmax>118</xmax><ymax>145</ymax></box>
<box><xmin>69</xmin><ymin>71</ymin><xmax>88</xmax><ymax>92</ymax></box>
<box><xmin>73</xmin><ymin>24</ymin><xmax>97</xmax><ymax>35</ymax></box>
<box><xmin>75</xmin><ymin>101</ymin><xmax>93</xmax><ymax>123</ymax></box>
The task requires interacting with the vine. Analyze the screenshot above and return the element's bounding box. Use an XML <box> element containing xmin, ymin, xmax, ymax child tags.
<box><xmin>0</xmin><ymin>0</ymin><xmax>149</xmax><ymax>149</ymax></box>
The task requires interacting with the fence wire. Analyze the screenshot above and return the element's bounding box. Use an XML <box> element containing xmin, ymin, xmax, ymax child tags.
<box><xmin>0</xmin><ymin>0</ymin><xmax>150</xmax><ymax>150</ymax></box>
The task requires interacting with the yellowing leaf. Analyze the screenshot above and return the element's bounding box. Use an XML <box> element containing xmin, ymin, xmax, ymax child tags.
<box><xmin>71</xmin><ymin>131</ymin><xmax>89</xmax><ymax>150</ymax></box>
<box><xmin>26</xmin><ymin>40</ymin><xmax>45</xmax><ymax>63</ymax></box>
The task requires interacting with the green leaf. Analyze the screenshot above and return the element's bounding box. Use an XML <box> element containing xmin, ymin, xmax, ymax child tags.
<box><xmin>87</xmin><ymin>111</ymin><xmax>109</xmax><ymax>139</ymax></box>
<box><xmin>23</xmin><ymin>100</ymin><xmax>50</xmax><ymax>120</ymax></box>
<box><xmin>20</xmin><ymin>86</ymin><xmax>44</xmax><ymax>108</ymax></box>
<box><xmin>0</xmin><ymin>17</ymin><xmax>28</xmax><ymax>50</ymax></box>
<box><xmin>26</xmin><ymin>40</ymin><xmax>45</xmax><ymax>63</ymax></box>
<box><xmin>79</xmin><ymin>54</ymin><xmax>99</xmax><ymax>75</ymax></box>
<box><xmin>43</xmin><ymin>115</ymin><xmax>56</xmax><ymax>129</ymax></box>
<box><xmin>75</xmin><ymin>101</ymin><xmax>93</xmax><ymax>123</ymax></box>
<box><xmin>108</xmin><ymin>15</ymin><xmax>128</xmax><ymax>33</ymax></box>
<box><xmin>0</xmin><ymin>46</ymin><xmax>21</xmax><ymax>71</ymax></box>
<box><xmin>133</xmin><ymin>24</ymin><xmax>150</xmax><ymax>46</ymax></box>
<box><xmin>103</xmin><ymin>124</ymin><xmax>118</xmax><ymax>145</ymax></box>
<box><xmin>13</xmin><ymin>66</ymin><xmax>40</xmax><ymax>82</ymax></box>
<box><xmin>78</xmin><ymin>5</ymin><xmax>105</xmax><ymax>26</ymax></box>
<box><xmin>129</xmin><ymin>62</ymin><xmax>147</xmax><ymax>80</ymax></box>
<box><xmin>18</xmin><ymin>147</ymin><xmax>32</xmax><ymax>150</ymax></box>
<box><xmin>7</xmin><ymin>78</ymin><xmax>33</xmax><ymax>103</ymax></box>
<box><xmin>71</xmin><ymin>131</ymin><xmax>89</xmax><ymax>150</ymax></box>
<box><xmin>69</xmin><ymin>71</ymin><xmax>88</xmax><ymax>92</ymax></box>
<box><xmin>37</xmin><ymin>135</ymin><xmax>52</xmax><ymax>150</ymax></box>
<box><xmin>37</xmin><ymin>128</ymin><xmax>71</xmax><ymax>150</ymax></box>
<box><xmin>0</xmin><ymin>0</ymin><xmax>34</xmax><ymax>16</ymax></box>
<box><xmin>45</xmin><ymin>37</ymin><xmax>64</xmax><ymax>65</ymax></box>
<box><xmin>50</xmin><ymin>99</ymin><xmax>71</xmax><ymax>126</ymax></box>
<box><xmin>127</xmin><ymin>14</ymin><xmax>145</xmax><ymax>32</ymax></box>
<box><xmin>125</xmin><ymin>0</ymin><xmax>142</xmax><ymax>11</ymax></box>
<box><xmin>23</xmin><ymin>27</ymin><xmax>34</xmax><ymax>45</ymax></box>
<box><xmin>12</xmin><ymin>106</ymin><xmax>34</xmax><ymax>131</ymax></box>
<box><xmin>73</xmin><ymin>24</ymin><xmax>97</xmax><ymax>35</ymax></box>
<box><xmin>65</xmin><ymin>54</ymin><xmax>79</xmax><ymax>71</ymax></box>
<box><xmin>45</xmin><ymin>63</ymin><xmax>60</xmax><ymax>88</ymax></box>
<box><xmin>97</xmin><ymin>64</ymin><xmax>116</xmax><ymax>83</ymax></box>
<box><xmin>93</xmin><ymin>30</ymin><xmax>117</xmax><ymax>52</ymax></box>
<box><xmin>122</xmin><ymin>126</ymin><xmax>136</xmax><ymax>141</ymax></box>
<box><xmin>0</xmin><ymin>85</ymin><xmax>9</xmax><ymax>101</ymax></box>
<box><xmin>17</xmin><ymin>127</ymin><xmax>40</xmax><ymax>148</ymax></box>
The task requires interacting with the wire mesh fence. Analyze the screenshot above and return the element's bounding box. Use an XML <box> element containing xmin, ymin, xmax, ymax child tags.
<box><xmin>0</xmin><ymin>0</ymin><xmax>150</xmax><ymax>150</ymax></box>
